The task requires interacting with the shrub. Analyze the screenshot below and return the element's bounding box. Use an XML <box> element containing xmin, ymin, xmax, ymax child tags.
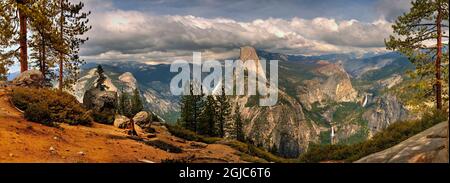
<box><xmin>24</xmin><ymin>102</ymin><xmax>58</xmax><ymax>127</ymax></box>
<box><xmin>166</xmin><ymin>124</ymin><xmax>202</xmax><ymax>141</ymax></box>
<box><xmin>11</xmin><ymin>87</ymin><xmax>93</xmax><ymax>126</ymax></box>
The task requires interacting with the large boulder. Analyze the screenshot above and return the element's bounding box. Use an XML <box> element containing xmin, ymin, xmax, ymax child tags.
<box><xmin>114</xmin><ymin>115</ymin><xmax>130</xmax><ymax>129</ymax></box>
<box><xmin>356</xmin><ymin>122</ymin><xmax>449</xmax><ymax>163</ymax></box>
<box><xmin>12</xmin><ymin>70</ymin><xmax>44</xmax><ymax>87</ymax></box>
<box><xmin>133</xmin><ymin>111</ymin><xmax>151</xmax><ymax>128</ymax></box>
<box><xmin>83</xmin><ymin>88</ymin><xmax>117</xmax><ymax>123</ymax></box>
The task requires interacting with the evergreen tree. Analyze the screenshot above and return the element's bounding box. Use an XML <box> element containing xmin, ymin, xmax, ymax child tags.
<box><xmin>199</xmin><ymin>96</ymin><xmax>217</xmax><ymax>136</ymax></box>
<box><xmin>57</xmin><ymin>0</ymin><xmax>91</xmax><ymax>91</ymax></box>
<box><xmin>29</xmin><ymin>0</ymin><xmax>60</xmax><ymax>86</ymax></box>
<box><xmin>0</xmin><ymin>0</ymin><xmax>34</xmax><ymax>73</ymax></box>
<box><xmin>179</xmin><ymin>85</ymin><xmax>194</xmax><ymax>130</ymax></box>
<box><xmin>131</xmin><ymin>88</ymin><xmax>143</xmax><ymax>114</ymax></box>
<box><xmin>0</xmin><ymin>0</ymin><xmax>90</xmax><ymax>85</ymax></box>
<box><xmin>121</xmin><ymin>88</ymin><xmax>142</xmax><ymax>136</ymax></box>
<box><xmin>117</xmin><ymin>87</ymin><xmax>128</xmax><ymax>115</ymax></box>
<box><xmin>179</xmin><ymin>81</ymin><xmax>205</xmax><ymax>133</ymax></box>
<box><xmin>216</xmin><ymin>85</ymin><xmax>231</xmax><ymax>138</ymax></box>
<box><xmin>386</xmin><ymin>0</ymin><xmax>449</xmax><ymax>110</ymax></box>
<box><xmin>95</xmin><ymin>65</ymin><xmax>108</xmax><ymax>91</ymax></box>
<box><xmin>233</xmin><ymin>103</ymin><xmax>245</xmax><ymax>141</ymax></box>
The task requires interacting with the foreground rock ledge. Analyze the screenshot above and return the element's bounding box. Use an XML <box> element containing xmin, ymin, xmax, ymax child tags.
<box><xmin>356</xmin><ymin>121</ymin><xmax>449</xmax><ymax>163</ymax></box>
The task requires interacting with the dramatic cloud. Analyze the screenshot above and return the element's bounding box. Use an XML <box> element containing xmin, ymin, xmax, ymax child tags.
<box><xmin>81</xmin><ymin>8</ymin><xmax>393</xmax><ymax>63</ymax></box>
<box><xmin>376</xmin><ymin>0</ymin><xmax>412</xmax><ymax>21</ymax></box>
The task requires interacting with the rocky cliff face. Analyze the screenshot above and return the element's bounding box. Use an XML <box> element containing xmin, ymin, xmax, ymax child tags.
<box><xmin>363</xmin><ymin>94</ymin><xmax>410</xmax><ymax>137</ymax></box>
<box><xmin>235</xmin><ymin>47</ymin><xmax>321</xmax><ymax>157</ymax></box>
<box><xmin>235</xmin><ymin>47</ymin><xmax>411</xmax><ymax>157</ymax></box>
<box><xmin>299</xmin><ymin>61</ymin><xmax>359</xmax><ymax>110</ymax></box>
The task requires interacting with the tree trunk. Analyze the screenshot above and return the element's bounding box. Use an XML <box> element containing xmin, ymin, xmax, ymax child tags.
<box><xmin>42</xmin><ymin>38</ymin><xmax>46</xmax><ymax>80</ymax></box>
<box><xmin>435</xmin><ymin>6</ymin><xmax>442</xmax><ymax>110</ymax></box>
<box><xmin>17</xmin><ymin>0</ymin><xmax>28</xmax><ymax>72</ymax></box>
<box><xmin>130</xmin><ymin>118</ymin><xmax>137</xmax><ymax>136</ymax></box>
<box><xmin>58</xmin><ymin>0</ymin><xmax>64</xmax><ymax>91</ymax></box>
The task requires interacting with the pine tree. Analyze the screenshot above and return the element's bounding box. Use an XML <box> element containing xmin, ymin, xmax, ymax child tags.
<box><xmin>57</xmin><ymin>0</ymin><xmax>91</xmax><ymax>91</ymax></box>
<box><xmin>95</xmin><ymin>65</ymin><xmax>108</xmax><ymax>91</ymax></box>
<box><xmin>386</xmin><ymin>0</ymin><xmax>449</xmax><ymax>110</ymax></box>
<box><xmin>179</xmin><ymin>87</ymin><xmax>194</xmax><ymax>130</ymax></box>
<box><xmin>199</xmin><ymin>96</ymin><xmax>217</xmax><ymax>136</ymax></box>
<box><xmin>118</xmin><ymin>87</ymin><xmax>128</xmax><ymax>115</ymax></box>
<box><xmin>29</xmin><ymin>0</ymin><xmax>60</xmax><ymax>86</ymax></box>
<box><xmin>0</xmin><ymin>0</ymin><xmax>90</xmax><ymax>85</ymax></box>
<box><xmin>0</xmin><ymin>0</ymin><xmax>34</xmax><ymax>73</ymax></box>
<box><xmin>121</xmin><ymin>88</ymin><xmax>143</xmax><ymax>136</ymax></box>
<box><xmin>131</xmin><ymin>88</ymin><xmax>143</xmax><ymax>114</ymax></box>
<box><xmin>216</xmin><ymin>85</ymin><xmax>231</xmax><ymax>138</ymax></box>
<box><xmin>179</xmin><ymin>81</ymin><xmax>205</xmax><ymax>133</ymax></box>
<box><xmin>233</xmin><ymin>103</ymin><xmax>245</xmax><ymax>141</ymax></box>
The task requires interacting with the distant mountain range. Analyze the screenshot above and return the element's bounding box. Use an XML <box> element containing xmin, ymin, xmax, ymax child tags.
<box><xmin>72</xmin><ymin>48</ymin><xmax>414</xmax><ymax>157</ymax></box>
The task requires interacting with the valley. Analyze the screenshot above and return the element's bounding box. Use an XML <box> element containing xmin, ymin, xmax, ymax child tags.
<box><xmin>73</xmin><ymin>46</ymin><xmax>416</xmax><ymax>158</ymax></box>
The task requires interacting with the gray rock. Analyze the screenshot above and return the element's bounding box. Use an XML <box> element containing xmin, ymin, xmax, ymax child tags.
<box><xmin>356</xmin><ymin>121</ymin><xmax>449</xmax><ymax>163</ymax></box>
<box><xmin>133</xmin><ymin>111</ymin><xmax>151</xmax><ymax>128</ymax></box>
<box><xmin>12</xmin><ymin>70</ymin><xmax>44</xmax><ymax>87</ymax></box>
<box><xmin>363</xmin><ymin>94</ymin><xmax>410</xmax><ymax>137</ymax></box>
<box><xmin>114</xmin><ymin>115</ymin><xmax>130</xmax><ymax>129</ymax></box>
<box><xmin>83</xmin><ymin>88</ymin><xmax>117</xmax><ymax>122</ymax></box>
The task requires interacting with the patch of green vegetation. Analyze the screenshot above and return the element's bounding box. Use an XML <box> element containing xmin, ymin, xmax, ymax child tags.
<box><xmin>305</xmin><ymin>102</ymin><xmax>331</xmax><ymax>127</ymax></box>
<box><xmin>332</xmin><ymin>102</ymin><xmax>367</xmax><ymax>127</ymax></box>
<box><xmin>297</xmin><ymin>110</ymin><xmax>448</xmax><ymax>162</ymax></box>
<box><xmin>319</xmin><ymin>130</ymin><xmax>331</xmax><ymax>145</ymax></box>
<box><xmin>161</xmin><ymin>111</ymin><xmax>180</xmax><ymax>124</ymax></box>
<box><xmin>11</xmin><ymin>87</ymin><xmax>92</xmax><ymax>126</ymax></box>
<box><xmin>337</xmin><ymin>127</ymin><xmax>369</xmax><ymax>145</ymax></box>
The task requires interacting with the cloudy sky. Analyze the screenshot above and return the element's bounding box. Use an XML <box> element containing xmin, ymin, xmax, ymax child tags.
<box><xmin>79</xmin><ymin>0</ymin><xmax>413</xmax><ymax>64</ymax></box>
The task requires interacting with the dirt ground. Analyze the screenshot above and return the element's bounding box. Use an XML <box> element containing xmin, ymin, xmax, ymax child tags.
<box><xmin>0</xmin><ymin>88</ymin><xmax>245</xmax><ymax>163</ymax></box>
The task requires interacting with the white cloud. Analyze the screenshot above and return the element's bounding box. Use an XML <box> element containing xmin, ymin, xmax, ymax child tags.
<box><xmin>80</xmin><ymin>6</ymin><xmax>394</xmax><ymax>63</ymax></box>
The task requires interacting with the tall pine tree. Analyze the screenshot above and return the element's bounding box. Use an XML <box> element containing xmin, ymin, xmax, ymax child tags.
<box><xmin>57</xmin><ymin>0</ymin><xmax>91</xmax><ymax>91</ymax></box>
<box><xmin>216</xmin><ymin>85</ymin><xmax>231</xmax><ymax>138</ymax></box>
<box><xmin>386</xmin><ymin>0</ymin><xmax>449</xmax><ymax>110</ymax></box>
<box><xmin>199</xmin><ymin>96</ymin><xmax>218</xmax><ymax>136</ymax></box>
<box><xmin>233</xmin><ymin>103</ymin><xmax>245</xmax><ymax>141</ymax></box>
<box><xmin>0</xmin><ymin>0</ymin><xmax>34</xmax><ymax>73</ymax></box>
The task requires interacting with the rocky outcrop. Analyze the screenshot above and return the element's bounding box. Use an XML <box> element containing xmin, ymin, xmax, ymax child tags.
<box><xmin>356</xmin><ymin>122</ymin><xmax>448</xmax><ymax>163</ymax></box>
<box><xmin>363</xmin><ymin>94</ymin><xmax>410</xmax><ymax>137</ymax></box>
<box><xmin>240</xmin><ymin>92</ymin><xmax>320</xmax><ymax>158</ymax></box>
<box><xmin>83</xmin><ymin>88</ymin><xmax>117</xmax><ymax>119</ymax></box>
<box><xmin>114</xmin><ymin>115</ymin><xmax>130</xmax><ymax>129</ymax></box>
<box><xmin>72</xmin><ymin>68</ymin><xmax>118</xmax><ymax>103</ymax></box>
<box><xmin>133</xmin><ymin>111</ymin><xmax>151</xmax><ymax>128</ymax></box>
<box><xmin>12</xmin><ymin>70</ymin><xmax>44</xmax><ymax>87</ymax></box>
<box><xmin>118</xmin><ymin>72</ymin><xmax>137</xmax><ymax>92</ymax></box>
<box><xmin>299</xmin><ymin>62</ymin><xmax>358</xmax><ymax>110</ymax></box>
